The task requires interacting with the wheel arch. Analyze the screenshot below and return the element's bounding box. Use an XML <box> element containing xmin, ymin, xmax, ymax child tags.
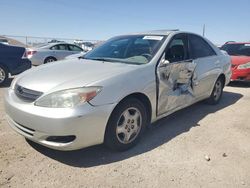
<box><xmin>0</xmin><ymin>63</ymin><xmax>9</xmax><ymax>72</ymax></box>
<box><xmin>208</xmin><ymin>73</ymin><xmax>226</xmax><ymax>97</ymax></box>
<box><xmin>109</xmin><ymin>92</ymin><xmax>152</xmax><ymax>126</ymax></box>
<box><xmin>218</xmin><ymin>73</ymin><xmax>226</xmax><ymax>87</ymax></box>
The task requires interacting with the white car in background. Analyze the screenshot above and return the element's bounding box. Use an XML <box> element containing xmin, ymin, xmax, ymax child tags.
<box><xmin>0</xmin><ymin>38</ymin><xmax>9</xmax><ymax>45</ymax></box>
<box><xmin>74</xmin><ymin>40</ymin><xmax>94</xmax><ymax>52</ymax></box>
<box><xmin>26</xmin><ymin>42</ymin><xmax>83</xmax><ymax>66</ymax></box>
<box><xmin>5</xmin><ymin>30</ymin><xmax>231</xmax><ymax>151</ymax></box>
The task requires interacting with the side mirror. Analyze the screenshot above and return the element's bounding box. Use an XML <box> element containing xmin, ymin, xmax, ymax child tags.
<box><xmin>159</xmin><ymin>59</ymin><xmax>170</xmax><ymax>67</ymax></box>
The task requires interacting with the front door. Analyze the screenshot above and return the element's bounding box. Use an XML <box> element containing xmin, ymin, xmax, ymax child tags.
<box><xmin>156</xmin><ymin>34</ymin><xmax>197</xmax><ymax>116</ymax></box>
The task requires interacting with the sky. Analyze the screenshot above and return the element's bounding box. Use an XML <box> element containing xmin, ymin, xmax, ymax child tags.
<box><xmin>0</xmin><ymin>0</ymin><xmax>250</xmax><ymax>44</ymax></box>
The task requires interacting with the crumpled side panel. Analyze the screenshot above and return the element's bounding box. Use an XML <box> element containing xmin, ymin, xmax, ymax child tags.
<box><xmin>157</xmin><ymin>62</ymin><xmax>196</xmax><ymax>115</ymax></box>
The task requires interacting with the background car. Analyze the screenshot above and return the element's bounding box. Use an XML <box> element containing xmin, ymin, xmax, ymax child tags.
<box><xmin>0</xmin><ymin>43</ymin><xmax>31</xmax><ymax>85</ymax></box>
<box><xmin>0</xmin><ymin>38</ymin><xmax>9</xmax><ymax>45</ymax></box>
<box><xmin>74</xmin><ymin>40</ymin><xmax>94</xmax><ymax>52</ymax></box>
<box><xmin>26</xmin><ymin>42</ymin><xmax>83</xmax><ymax>66</ymax></box>
<box><xmin>221</xmin><ymin>42</ymin><xmax>250</xmax><ymax>81</ymax></box>
<box><xmin>5</xmin><ymin>30</ymin><xmax>231</xmax><ymax>151</ymax></box>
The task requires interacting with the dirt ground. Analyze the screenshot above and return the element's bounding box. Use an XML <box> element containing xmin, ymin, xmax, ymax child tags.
<box><xmin>0</xmin><ymin>82</ymin><xmax>250</xmax><ymax>188</ymax></box>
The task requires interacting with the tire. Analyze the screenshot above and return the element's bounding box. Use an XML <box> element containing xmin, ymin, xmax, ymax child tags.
<box><xmin>104</xmin><ymin>98</ymin><xmax>148</xmax><ymax>151</ymax></box>
<box><xmin>44</xmin><ymin>57</ymin><xmax>57</xmax><ymax>64</ymax></box>
<box><xmin>0</xmin><ymin>65</ymin><xmax>8</xmax><ymax>86</ymax></box>
<box><xmin>206</xmin><ymin>78</ymin><xmax>224</xmax><ymax>105</ymax></box>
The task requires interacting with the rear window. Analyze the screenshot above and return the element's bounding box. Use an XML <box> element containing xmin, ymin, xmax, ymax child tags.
<box><xmin>68</xmin><ymin>45</ymin><xmax>82</xmax><ymax>51</ymax></box>
<box><xmin>51</xmin><ymin>44</ymin><xmax>68</xmax><ymax>50</ymax></box>
<box><xmin>221</xmin><ymin>44</ymin><xmax>250</xmax><ymax>56</ymax></box>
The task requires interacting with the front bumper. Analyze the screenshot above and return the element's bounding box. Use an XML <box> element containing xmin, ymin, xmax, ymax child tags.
<box><xmin>4</xmin><ymin>88</ymin><xmax>116</xmax><ymax>150</ymax></box>
<box><xmin>231</xmin><ymin>68</ymin><xmax>250</xmax><ymax>81</ymax></box>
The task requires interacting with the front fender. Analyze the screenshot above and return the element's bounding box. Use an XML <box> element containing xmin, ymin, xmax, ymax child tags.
<box><xmin>88</xmin><ymin>65</ymin><xmax>156</xmax><ymax>107</ymax></box>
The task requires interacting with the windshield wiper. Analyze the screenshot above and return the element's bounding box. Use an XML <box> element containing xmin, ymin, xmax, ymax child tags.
<box><xmin>85</xmin><ymin>57</ymin><xmax>112</xmax><ymax>62</ymax></box>
<box><xmin>78</xmin><ymin>56</ymin><xmax>85</xmax><ymax>59</ymax></box>
<box><xmin>84</xmin><ymin>57</ymin><xmax>144</xmax><ymax>65</ymax></box>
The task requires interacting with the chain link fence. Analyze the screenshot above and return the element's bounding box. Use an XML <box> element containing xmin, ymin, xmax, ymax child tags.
<box><xmin>0</xmin><ymin>34</ymin><xmax>102</xmax><ymax>48</ymax></box>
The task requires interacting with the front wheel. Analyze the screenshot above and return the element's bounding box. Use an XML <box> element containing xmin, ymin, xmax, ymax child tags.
<box><xmin>206</xmin><ymin>78</ymin><xmax>224</xmax><ymax>105</ymax></box>
<box><xmin>104</xmin><ymin>98</ymin><xmax>147</xmax><ymax>151</ymax></box>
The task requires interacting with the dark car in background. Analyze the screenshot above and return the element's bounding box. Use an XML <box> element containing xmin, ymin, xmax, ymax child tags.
<box><xmin>221</xmin><ymin>42</ymin><xmax>250</xmax><ymax>81</ymax></box>
<box><xmin>0</xmin><ymin>43</ymin><xmax>31</xmax><ymax>86</ymax></box>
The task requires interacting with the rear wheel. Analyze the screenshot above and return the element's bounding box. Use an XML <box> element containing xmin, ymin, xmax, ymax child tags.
<box><xmin>206</xmin><ymin>78</ymin><xmax>223</xmax><ymax>105</ymax></box>
<box><xmin>44</xmin><ymin>57</ymin><xmax>57</xmax><ymax>64</ymax></box>
<box><xmin>104</xmin><ymin>98</ymin><xmax>147</xmax><ymax>151</ymax></box>
<box><xmin>0</xmin><ymin>65</ymin><xmax>8</xmax><ymax>86</ymax></box>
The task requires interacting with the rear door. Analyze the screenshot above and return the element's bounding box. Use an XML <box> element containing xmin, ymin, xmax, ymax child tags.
<box><xmin>157</xmin><ymin>33</ymin><xmax>197</xmax><ymax>115</ymax></box>
<box><xmin>187</xmin><ymin>34</ymin><xmax>218</xmax><ymax>98</ymax></box>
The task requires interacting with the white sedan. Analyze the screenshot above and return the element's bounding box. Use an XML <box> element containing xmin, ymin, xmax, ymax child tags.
<box><xmin>4</xmin><ymin>30</ymin><xmax>231</xmax><ymax>151</ymax></box>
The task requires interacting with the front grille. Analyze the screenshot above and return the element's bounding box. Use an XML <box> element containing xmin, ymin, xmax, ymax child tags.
<box><xmin>15</xmin><ymin>84</ymin><xmax>43</xmax><ymax>102</ymax></box>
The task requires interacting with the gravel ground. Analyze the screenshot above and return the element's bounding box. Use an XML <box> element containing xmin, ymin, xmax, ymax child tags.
<box><xmin>0</xmin><ymin>81</ymin><xmax>250</xmax><ymax>188</ymax></box>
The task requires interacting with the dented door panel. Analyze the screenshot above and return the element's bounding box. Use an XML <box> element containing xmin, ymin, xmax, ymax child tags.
<box><xmin>157</xmin><ymin>61</ymin><xmax>196</xmax><ymax>115</ymax></box>
<box><xmin>191</xmin><ymin>56</ymin><xmax>220</xmax><ymax>98</ymax></box>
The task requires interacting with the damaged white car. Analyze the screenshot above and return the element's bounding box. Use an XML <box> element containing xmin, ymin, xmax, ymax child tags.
<box><xmin>4</xmin><ymin>30</ymin><xmax>231</xmax><ymax>151</ymax></box>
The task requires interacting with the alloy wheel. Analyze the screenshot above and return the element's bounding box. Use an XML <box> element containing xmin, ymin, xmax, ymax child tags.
<box><xmin>213</xmin><ymin>80</ymin><xmax>222</xmax><ymax>101</ymax></box>
<box><xmin>46</xmin><ymin>58</ymin><xmax>55</xmax><ymax>63</ymax></box>
<box><xmin>116</xmin><ymin>107</ymin><xmax>142</xmax><ymax>144</ymax></box>
<box><xmin>0</xmin><ymin>67</ymin><xmax>6</xmax><ymax>83</ymax></box>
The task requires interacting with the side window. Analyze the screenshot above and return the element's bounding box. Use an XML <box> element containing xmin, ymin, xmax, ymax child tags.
<box><xmin>50</xmin><ymin>44</ymin><xmax>68</xmax><ymax>50</ymax></box>
<box><xmin>239</xmin><ymin>45</ymin><xmax>250</xmax><ymax>56</ymax></box>
<box><xmin>188</xmin><ymin>34</ymin><xmax>216</xmax><ymax>59</ymax></box>
<box><xmin>50</xmin><ymin>45</ymin><xmax>59</xmax><ymax>50</ymax></box>
<box><xmin>68</xmin><ymin>45</ymin><xmax>83</xmax><ymax>52</ymax></box>
<box><xmin>57</xmin><ymin>44</ymin><xmax>68</xmax><ymax>50</ymax></box>
<box><xmin>165</xmin><ymin>34</ymin><xmax>189</xmax><ymax>63</ymax></box>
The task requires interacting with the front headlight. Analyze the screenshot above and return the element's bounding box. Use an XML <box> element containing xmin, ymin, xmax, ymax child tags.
<box><xmin>237</xmin><ymin>62</ymin><xmax>250</xmax><ymax>69</ymax></box>
<box><xmin>35</xmin><ymin>87</ymin><xmax>102</xmax><ymax>108</ymax></box>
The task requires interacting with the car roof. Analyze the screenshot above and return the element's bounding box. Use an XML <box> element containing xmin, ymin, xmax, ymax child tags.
<box><xmin>225</xmin><ymin>42</ymin><xmax>250</xmax><ymax>45</ymax></box>
<box><xmin>128</xmin><ymin>29</ymin><xmax>180</xmax><ymax>36</ymax></box>
<box><xmin>38</xmin><ymin>42</ymin><xmax>75</xmax><ymax>49</ymax></box>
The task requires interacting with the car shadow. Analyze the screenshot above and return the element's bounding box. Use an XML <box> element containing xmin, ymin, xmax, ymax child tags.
<box><xmin>28</xmin><ymin>91</ymin><xmax>243</xmax><ymax>168</ymax></box>
<box><xmin>228</xmin><ymin>81</ymin><xmax>250</xmax><ymax>88</ymax></box>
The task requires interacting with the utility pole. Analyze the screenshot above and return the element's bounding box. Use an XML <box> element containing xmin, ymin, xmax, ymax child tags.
<box><xmin>203</xmin><ymin>24</ymin><xmax>206</xmax><ymax>37</ymax></box>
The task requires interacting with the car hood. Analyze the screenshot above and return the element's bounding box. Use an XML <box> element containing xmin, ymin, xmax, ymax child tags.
<box><xmin>16</xmin><ymin>59</ymin><xmax>136</xmax><ymax>93</ymax></box>
<box><xmin>231</xmin><ymin>56</ymin><xmax>250</xmax><ymax>65</ymax></box>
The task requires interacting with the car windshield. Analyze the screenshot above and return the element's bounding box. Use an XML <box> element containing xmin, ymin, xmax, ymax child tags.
<box><xmin>221</xmin><ymin>43</ymin><xmax>250</xmax><ymax>56</ymax></box>
<box><xmin>84</xmin><ymin>35</ymin><xmax>166</xmax><ymax>64</ymax></box>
